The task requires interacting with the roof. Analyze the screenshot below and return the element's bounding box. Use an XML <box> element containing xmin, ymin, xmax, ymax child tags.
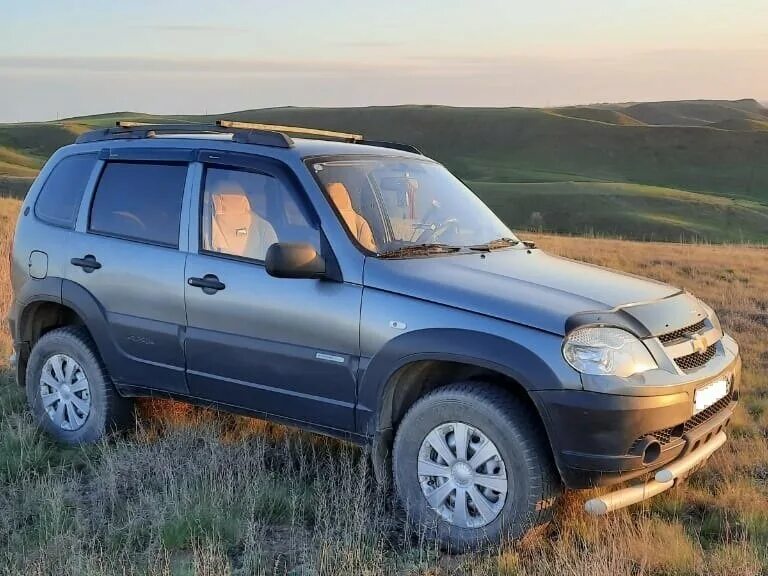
<box><xmin>290</xmin><ymin>137</ymin><xmax>425</xmax><ymax>159</ymax></box>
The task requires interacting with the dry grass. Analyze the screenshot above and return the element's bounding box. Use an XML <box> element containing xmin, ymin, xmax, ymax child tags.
<box><xmin>0</xmin><ymin>197</ymin><xmax>766</xmax><ymax>575</ymax></box>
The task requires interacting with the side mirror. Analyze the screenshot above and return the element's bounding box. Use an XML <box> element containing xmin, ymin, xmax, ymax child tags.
<box><xmin>265</xmin><ymin>243</ymin><xmax>326</xmax><ymax>279</ymax></box>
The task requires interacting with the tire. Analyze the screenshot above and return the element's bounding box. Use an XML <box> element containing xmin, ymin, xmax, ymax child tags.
<box><xmin>25</xmin><ymin>326</ymin><xmax>133</xmax><ymax>444</ymax></box>
<box><xmin>392</xmin><ymin>382</ymin><xmax>561</xmax><ymax>550</ymax></box>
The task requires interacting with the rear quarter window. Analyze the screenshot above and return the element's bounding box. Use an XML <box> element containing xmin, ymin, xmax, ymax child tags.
<box><xmin>34</xmin><ymin>153</ymin><xmax>97</xmax><ymax>228</ymax></box>
<box><xmin>89</xmin><ymin>162</ymin><xmax>188</xmax><ymax>247</ymax></box>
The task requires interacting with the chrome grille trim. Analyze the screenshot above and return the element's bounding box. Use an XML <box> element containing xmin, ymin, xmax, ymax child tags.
<box><xmin>658</xmin><ymin>319</ymin><xmax>707</xmax><ymax>344</ymax></box>
<box><xmin>656</xmin><ymin>324</ymin><xmax>723</xmax><ymax>372</ymax></box>
<box><xmin>675</xmin><ymin>344</ymin><xmax>717</xmax><ymax>371</ymax></box>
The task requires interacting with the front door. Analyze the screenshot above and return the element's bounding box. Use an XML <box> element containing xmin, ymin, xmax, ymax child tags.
<box><xmin>183</xmin><ymin>153</ymin><xmax>362</xmax><ymax>432</ymax></box>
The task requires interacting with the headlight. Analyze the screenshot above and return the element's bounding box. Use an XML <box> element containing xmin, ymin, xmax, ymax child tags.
<box><xmin>563</xmin><ymin>326</ymin><xmax>657</xmax><ymax>377</ymax></box>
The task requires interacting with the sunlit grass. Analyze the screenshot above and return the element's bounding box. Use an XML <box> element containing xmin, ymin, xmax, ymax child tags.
<box><xmin>0</xmin><ymin>197</ymin><xmax>766</xmax><ymax>574</ymax></box>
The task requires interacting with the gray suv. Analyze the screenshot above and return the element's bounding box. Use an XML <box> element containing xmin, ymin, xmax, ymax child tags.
<box><xmin>7</xmin><ymin>121</ymin><xmax>741</xmax><ymax>549</ymax></box>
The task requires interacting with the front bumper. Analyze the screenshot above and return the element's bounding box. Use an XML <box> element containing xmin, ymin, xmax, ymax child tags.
<box><xmin>533</xmin><ymin>335</ymin><xmax>741</xmax><ymax>489</ymax></box>
<box><xmin>584</xmin><ymin>429</ymin><xmax>728</xmax><ymax>515</ymax></box>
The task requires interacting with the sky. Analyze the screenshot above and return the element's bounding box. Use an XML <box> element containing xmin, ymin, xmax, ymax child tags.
<box><xmin>1</xmin><ymin>0</ymin><xmax>767</xmax><ymax>122</ymax></box>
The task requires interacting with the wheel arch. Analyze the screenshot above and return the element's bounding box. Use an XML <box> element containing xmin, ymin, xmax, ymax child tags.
<box><xmin>358</xmin><ymin>328</ymin><xmax>568</xmax><ymax>484</ymax></box>
<box><xmin>15</xmin><ymin>279</ymin><xmax>117</xmax><ymax>388</ymax></box>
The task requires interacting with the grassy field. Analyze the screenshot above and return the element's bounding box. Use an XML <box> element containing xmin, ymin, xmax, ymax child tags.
<box><xmin>1</xmin><ymin>99</ymin><xmax>768</xmax><ymax>243</ymax></box>
<box><xmin>1</xmin><ymin>196</ymin><xmax>767</xmax><ymax>575</ymax></box>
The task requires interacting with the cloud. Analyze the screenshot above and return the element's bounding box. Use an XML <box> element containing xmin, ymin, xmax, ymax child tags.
<box><xmin>331</xmin><ymin>41</ymin><xmax>401</xmax><ymax>48</ymax></box>
<box><xmin>0</xmin><ymin>56</ymin><xmax>411</xmax><ymax>76</ymax></box>
<box><xmin>1</xmin><ymin>50</ymin><xmax>766</xmax><ymax>122</ymax></box>
<box><xmin>134</xmin><ymin>24</ymin><xmax>248</xmax><ymax>33</ymax></box>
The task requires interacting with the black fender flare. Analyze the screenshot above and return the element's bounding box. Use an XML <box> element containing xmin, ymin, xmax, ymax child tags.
<box><xmin>15</xmin><ymin>276</ymin><xmax>63</xmax><ymax>330</ymax></box>
<box><xmin>11</xmin><ymin>276</ymin><xmax>64</xmax><ymax>386</ymax></box>
<box><xmin>15</xmin><ymin>277</ymin><xmax>120</xmax><ymax>389</ymax></box>
<box><xmin>58</xmin><ymin>279</ymin><xmax>124</xmax><ymax>376</ymax></box>
<box><xmin>16</xmin><ymin>279</ymin><xmax>121</xmax><ymax>374</ymax></box>
<box><xmin>356</xmin><ymin>328</ymin><xmax>566</xmax><ymax>437</ymax></box>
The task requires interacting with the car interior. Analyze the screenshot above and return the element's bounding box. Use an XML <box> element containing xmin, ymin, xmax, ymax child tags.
<box><xmin>202</xmin><ymin>168</ymin><xmax>319</xmax><ymax>261</ymax></box>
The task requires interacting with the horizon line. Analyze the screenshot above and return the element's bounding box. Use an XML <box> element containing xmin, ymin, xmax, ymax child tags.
<box><xmin>5</xmin><ymin>97</ymin><xmax>767</xmax><ymax>126</ymax></box>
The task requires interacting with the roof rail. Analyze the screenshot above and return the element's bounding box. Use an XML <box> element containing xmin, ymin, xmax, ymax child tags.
<box><xmin>216</xmin><ymin>120</ymin><xmax>363</xmax><ymax>142</ymax></box>
<box><xmin>75</xmin><ymin>122</ymin><xmax>294</xmax><ymax>148</ymax></box>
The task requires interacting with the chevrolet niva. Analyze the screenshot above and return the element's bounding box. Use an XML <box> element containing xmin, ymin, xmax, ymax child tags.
<box><xmin>7</xmin><ymin>121</ymin><xmax>740</xmax><ymax>548</ymax></box>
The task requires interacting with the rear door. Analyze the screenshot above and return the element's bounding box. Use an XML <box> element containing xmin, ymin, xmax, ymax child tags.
<box><xmin>183</xmin><ymin>152</ymin><xmax>362</xmax><ymax>431</ymax></box>
<box><xmin>65</xmin><ymin>149</ymin><xmax>193</xmax><ymax>394</ymax></box>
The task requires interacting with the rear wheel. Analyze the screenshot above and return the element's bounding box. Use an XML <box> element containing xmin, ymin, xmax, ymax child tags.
<box><xmin>393</xmin><ymin>382</ymin><xmax>561</xmax><ymax>550</ymax></box>
<box><xmin>26</xmin><ymin>326</ymin><xmax>133</xmax><ymax>444</ymax></box>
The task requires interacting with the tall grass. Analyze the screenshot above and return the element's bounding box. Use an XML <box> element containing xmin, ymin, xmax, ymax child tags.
<box><xmin>1</xmin><ymin>198</ymin><xmax>766</xmax><ymax>574</ymax></box>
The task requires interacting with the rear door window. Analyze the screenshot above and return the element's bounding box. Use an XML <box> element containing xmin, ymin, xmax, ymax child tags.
<box><xmin>89</xmin><ymin>162</ymin><xmax>188</xmax><ymax>247</ymax></box>
<box><xmin>34</xmin><ymin>153</ymin><xmax>97</xmax><ymax>228</ymax></box>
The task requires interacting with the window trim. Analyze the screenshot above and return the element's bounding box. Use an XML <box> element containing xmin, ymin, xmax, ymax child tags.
<box><xmin>33</xmin><ymin>152</ymin><xmax>99</xmax><ymax>230</ymax></box>
<box><xmin>86</xmin><ymin>159</ymin><xmax>190</xmax><ymax>249</ymax></box>
<box><xmin>195</xmin><ymin>154</ymin><xmax>322</xmax><ymax>266</ymax></box>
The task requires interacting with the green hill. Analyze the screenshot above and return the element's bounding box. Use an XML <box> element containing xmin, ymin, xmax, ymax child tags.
<box><xmin>546</xmin><ymin>107</ymin><xmax>646</xmax><ymax>126</ymax></box>
<box><xmin>1</xmin><ymin>100</ymin><xmax>767</xmax><ymax>243</ymax></box>
<box><xmin>608</xmin><ymin>99</ymin><xmax>768</xmax><ymax>126</ymax></box>
<box><xmin>709</xmin><ymin>118</ymin><xmax>768</xmax><ymax>132</ymax></box>
<box><xmin>473</xmin><ymin>181</ymin><xmax>768</xmax><ymax>243</ymax></box>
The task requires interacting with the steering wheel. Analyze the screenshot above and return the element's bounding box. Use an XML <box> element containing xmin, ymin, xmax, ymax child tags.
<box><xmin>415</xmin><ymin>218</ymin><xmax>460</xmax><ymax>244</ymax></box>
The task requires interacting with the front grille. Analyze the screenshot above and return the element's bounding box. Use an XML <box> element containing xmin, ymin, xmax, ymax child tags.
<box><xmin>629</xmin><ymin>392</ymin><xmax>733</xmax><ymax>452</ymax></box>
<box><xmin>685</xmin><ymin>394</ymin><xmax>733</xmax><ymax>431</ymax></box>
<box><xmin>658</xmin><ymin>320</ymin><xmax>707</xmax><ymax>344</ymax></box>
<box><xmin>675</xmin><ymin>344</ymin><xmax>717</xmax><ymax>371</ymax></box>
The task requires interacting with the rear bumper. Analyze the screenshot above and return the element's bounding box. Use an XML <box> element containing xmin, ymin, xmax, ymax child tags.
<box><xmin>6</xmin><ymin>300</ymin><xmax>25</xmax><ymax>385</ymax></box>
<box><xmin>533</xmin><ymin>340</ymin><xmax>740</xmax><ymax>489</ymax></box>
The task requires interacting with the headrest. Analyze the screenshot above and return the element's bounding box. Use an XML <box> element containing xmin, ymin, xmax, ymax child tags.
<box><xmin>212</xmin><ymin>185</ymin><xmax>251</xmax><ymax>215</ymax></box>
<box><xmin>326</xmin><ymin>182</ymin><xmax>352</xmax><ymax>211</ymax></box>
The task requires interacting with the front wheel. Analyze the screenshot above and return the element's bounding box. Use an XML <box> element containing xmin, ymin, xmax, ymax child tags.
<box><xmin>392</xmin><ymin>382</ymin><xmax>561</xmax><ymax>550</ymax></box>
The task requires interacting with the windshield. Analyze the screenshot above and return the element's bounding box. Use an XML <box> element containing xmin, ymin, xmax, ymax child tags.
<box><xmin>310</xmin><ymin>157</ymin><xmax>517</xmax><ymax>256</ymax></box>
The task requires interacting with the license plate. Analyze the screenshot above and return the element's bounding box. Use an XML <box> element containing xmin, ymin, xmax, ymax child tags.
<box><xmin>694</xmin><ymin>378</ymin><xmax>730</xmax><ymax>413</ymax></box>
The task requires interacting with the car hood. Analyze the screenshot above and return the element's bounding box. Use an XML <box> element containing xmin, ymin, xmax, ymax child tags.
<box><xmin>363</xmin><ymin>248</ymin><xmax>684</xmax><ymax>335</ymax></box>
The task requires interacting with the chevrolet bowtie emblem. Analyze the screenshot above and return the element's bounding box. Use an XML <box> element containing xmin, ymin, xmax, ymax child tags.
<box><xmin>691</xmin><ymin>333</ymin><xmax>708</xmax><ymax>354</ymax></box>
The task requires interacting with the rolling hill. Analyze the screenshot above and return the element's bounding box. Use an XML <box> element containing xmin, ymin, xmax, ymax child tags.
<box><xmin>1</xmin><ymin>99</ymin><xmax>767</xmax><ymax>243</ymax></box>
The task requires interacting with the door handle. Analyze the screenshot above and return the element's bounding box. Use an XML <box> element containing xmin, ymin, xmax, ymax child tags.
<box><xmin>70</xmin><ymin>255</ymin><xmax>102</xmax><ymax>273</ymax></box>
<box><xmin>188</xmin><ymin>274</ymin><xmax>225</xmax><ymax>294</ymax></box>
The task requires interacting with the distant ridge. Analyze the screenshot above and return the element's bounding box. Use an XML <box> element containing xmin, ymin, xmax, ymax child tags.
<box><xmin>2</xmin><ymin>99</ymin><xmax>768</xmax><ymax>243</ymax></box>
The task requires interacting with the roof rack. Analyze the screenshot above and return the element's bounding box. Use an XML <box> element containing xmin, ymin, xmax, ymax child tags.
<box><xmin>216</xmin><ymin>120</ymin><xmax>362</xmax><ymax>142</ymax></box>
<box><xmin>76</xmin><ymin>122</ymin><xmax>294</xmax><ymax>148</ymax></box>
<box><xmin>75</xmin><ymin>119</ymin><xmax>422</xmax><ymax>154</ymax></box>
<box><xmin>216</xmin><ymin>120</ymin><xmax>422</xmax><ymax>154</ymax></box>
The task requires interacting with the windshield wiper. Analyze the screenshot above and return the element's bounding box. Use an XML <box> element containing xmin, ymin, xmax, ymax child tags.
<box><xmin>466</xmin><ymin>237</ymin><xmax>520</xmax><ymax>252</ymax></box>
<box><xmin>378</xmin><ymin>243</ymin><xmax>462</xmax><ymax>259</ymax></box>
